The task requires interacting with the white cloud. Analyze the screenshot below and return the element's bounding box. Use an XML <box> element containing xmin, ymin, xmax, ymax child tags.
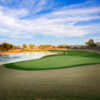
<box><xmin>18</xmin><ymin>0</ymin><xmax>52</xmax><ymax>14</ymax></box>
<box><xmin>0</xmin><ymin>0</ymin><xmax>100</xmax><ymax>39</ymax></box>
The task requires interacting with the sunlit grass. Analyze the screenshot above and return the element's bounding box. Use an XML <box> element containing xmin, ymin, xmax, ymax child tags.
<box><xmin>4</xmin><ymin>50</ymin><xmax>100</xmax><ymax>70</ymax></box>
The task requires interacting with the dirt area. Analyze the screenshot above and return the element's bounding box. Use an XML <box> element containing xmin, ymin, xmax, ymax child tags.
<box><xmin>0</xmin><ymin>49</ymin><xmax>22</xmax><ymax>56</ymax></box>
<box><xmin>0</xmin><ymin>64</ymin><xmax>100</xmax><ymax>100</ymax></box>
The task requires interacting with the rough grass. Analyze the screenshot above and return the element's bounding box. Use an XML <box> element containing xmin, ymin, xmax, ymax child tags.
<box><xmin>65</xmin><ymin>50</ymin><xmax>100</xmax><ymax>58</ymax></box>
<box><xmin>4</xmin><ymin>50</ymin><xmax>100</xmax><ymax>70</ymax></box>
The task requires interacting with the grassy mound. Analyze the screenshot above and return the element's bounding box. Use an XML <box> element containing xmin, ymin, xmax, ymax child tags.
<box><xmin>4</xmin><ymin>50</ymin><xmax>100</xmax><ymax>70</ymax></box>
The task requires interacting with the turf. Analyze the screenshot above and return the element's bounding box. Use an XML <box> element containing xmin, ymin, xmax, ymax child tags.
<box><xmin>4</xmin><ymin>50</ymin><xmax>100</xmax><ymax>70</ymax></box>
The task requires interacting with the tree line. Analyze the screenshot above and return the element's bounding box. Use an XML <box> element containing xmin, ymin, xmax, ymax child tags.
<box><xmin>0</xmin><ymin>43</ymin><xmax>19</xmax><ymax>51</ymax></box>
<box><xmin>0</xmin><ymin>39</ymin><xmax>100</xmax><ymax>51</ymax></box>
<box><xmin>85</xmin><ymin>39</ymin><xmax>100</xmax><ymax>48</ymax></box>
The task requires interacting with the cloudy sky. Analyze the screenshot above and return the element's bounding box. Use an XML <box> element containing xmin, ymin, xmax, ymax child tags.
<box><xmin>0</xmin><ymin>0</ymin><xmax>100</xmax><ymax>45</ymax></box>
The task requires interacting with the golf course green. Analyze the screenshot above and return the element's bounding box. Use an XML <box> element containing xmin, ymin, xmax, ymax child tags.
<box><xmin>4</xmin><ymin>50</ymin><xmax>100</xmax><ymax>70</ymax></box>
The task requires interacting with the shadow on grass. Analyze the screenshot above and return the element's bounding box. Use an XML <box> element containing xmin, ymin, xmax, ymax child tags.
<box><xmin>4</xmin><ymin>62</ymin><xmax>100</xmax><ymax>71</ymax></box>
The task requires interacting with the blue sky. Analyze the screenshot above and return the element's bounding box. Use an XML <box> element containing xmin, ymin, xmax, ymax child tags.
<box><xmin>0</xmin><ymin>0</ymin><xmax>100</xmax><ymax>45</ymax></box>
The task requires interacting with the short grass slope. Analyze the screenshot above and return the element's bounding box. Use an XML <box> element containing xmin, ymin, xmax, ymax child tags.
<box><xmin>4</xmin><ymin>50</ymin><xmax>100</xmax><ymax>70</ymax></box>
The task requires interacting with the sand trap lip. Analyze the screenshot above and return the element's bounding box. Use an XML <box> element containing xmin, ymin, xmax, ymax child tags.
<box><xmin>0</xmin><ymin>52</ymin><xmax>56</xmax><ymax>65</ymax></box>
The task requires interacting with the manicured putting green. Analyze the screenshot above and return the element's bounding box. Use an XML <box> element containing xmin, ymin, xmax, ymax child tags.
<box><xmin>4</xmin><ymin>50</ymin><xmax>100</xmax><ymax>70</ymax></box>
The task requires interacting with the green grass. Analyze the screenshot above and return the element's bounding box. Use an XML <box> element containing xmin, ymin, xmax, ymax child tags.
<box><xmin>4</xmin><ymin>50</ymin><xmax>100</xmax><ymax>70</ymax></box>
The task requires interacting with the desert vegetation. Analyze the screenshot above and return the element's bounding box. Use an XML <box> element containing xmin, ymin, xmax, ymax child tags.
<box><xmin>0</xmin><ymin>39</ymin><xmax>100</xmax><ymax>53</ymax></box>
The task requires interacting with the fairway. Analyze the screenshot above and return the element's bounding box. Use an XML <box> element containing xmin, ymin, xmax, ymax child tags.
<box><xmin>4</xmin><ymin>50</ymin><xmax>100</xmax><ymax>70</ymax></box>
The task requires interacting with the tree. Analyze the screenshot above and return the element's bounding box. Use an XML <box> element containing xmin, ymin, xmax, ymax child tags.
<box><xmin>1</xmin><ymin>42</ymin><xmax>13</xmax><ymax>51</ymax></box>
<box><xmin>12</xmin><ymin>46</ymin><xmax>17</xmax><ymax>49</ymax></box>
<box><xmin>0</xmin><ymin>42</ymin><xmax>20</xmax><ymax>51</ymax></box>
<box><xmin>86</xmin><ymin>39</ymin><xmax>96</xmax><ymax>48</ymax></box>
<box><xmin>57</xmin><ymin>44</ymin><xmax>70</xmax><ymax>48</ymax></box>
<box><xmin>0</xmin><ymin>44</ymin><xmax>2</xmax><ymax>51</ymax></box>
<box><xmin>39</xmin><ymin>45</ymin><xmax>54</xmax><ymax>49</ymax></box>
<box><xmin>29</xmin><ymin>44</ymin><xmax>35</xmax><ymax>49</ymax></box>
<box><xmin>22</xmin><ymin>44</ymin><xmax>27</xmax><ymax>49</ymax></box>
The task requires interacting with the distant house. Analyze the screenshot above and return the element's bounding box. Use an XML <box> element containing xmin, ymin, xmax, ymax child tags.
<box><xmin>96</xmin><ymin>44</ymin><xmax>100</xmax><ymax>50</ymax></box>
<box><xmin>96</xmin><ymin>44</ymin><xmax>100</xmax><ymax>48</ymax></box>
<box><xmin>69</xmin><ymin>45</ymin><xmax>88</xmax><ymax>49</ymax></box>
